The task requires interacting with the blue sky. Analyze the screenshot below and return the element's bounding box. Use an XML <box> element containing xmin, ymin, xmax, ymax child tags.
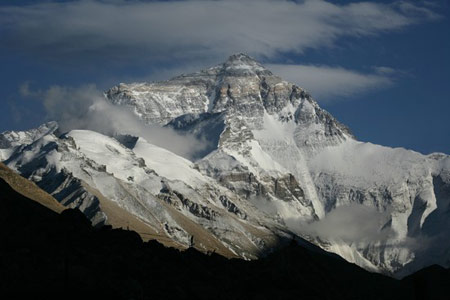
<box><xmin>0</xmin><ymin>0</ymin><xmax>448</xmax><ymax>154</ymax></box>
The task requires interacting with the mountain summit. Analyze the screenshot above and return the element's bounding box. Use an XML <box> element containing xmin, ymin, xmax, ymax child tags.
<box><xmin>2</xmin><ymin>54</ymin><xmax>450</xmax><ymax>277</ymax></box>
<box><xmin>221</xmin><ymin>53</ymin><xmax>273</xmax><ymax>76</ymax></box>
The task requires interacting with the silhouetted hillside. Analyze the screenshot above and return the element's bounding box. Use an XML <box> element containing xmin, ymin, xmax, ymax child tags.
<box><xmin>0</xmin><ymin>162</ymin><xmax>64</xmax><ymax>213</ymax></box>
<box><xmin>0</xmin><ymin>178</ymin><xmax>448</xmax><ymax>299</ymax></box>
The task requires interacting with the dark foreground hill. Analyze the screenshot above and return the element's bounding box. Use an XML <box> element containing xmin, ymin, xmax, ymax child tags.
<box><xmin>0</xmin><ymin>177</ymin><xmax>448</xmax><ymax>300</ymax></box>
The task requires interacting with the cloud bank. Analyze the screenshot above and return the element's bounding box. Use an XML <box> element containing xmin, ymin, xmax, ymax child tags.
<box><xmin>0</xmin><ymin>0</ymin><xmax>439</xmax><ymax>64</ymax></box>
<box><xmin>22</xmin><ymin>84</ymin><xmax>208</xmax><ymax>160</ymax></box>
<box><xmin>268</xmin><ymin>64</ymin><xmax>395</xmax><ymax>101</ymax></box>
<box><xmin>1</xmin><ymin>0</ymin><xmax>439</xmax><ymax>103</ymax></box>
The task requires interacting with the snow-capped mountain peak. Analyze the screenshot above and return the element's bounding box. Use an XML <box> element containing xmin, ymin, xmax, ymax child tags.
<box><xmin>2</xmin><ymin>54</ymin><xmax>450</xmax><ymax>277</ymax></box>
<box><xmin>221</xmin><ymin>53</ymin><xmax>273</xmax><ymax>76</ymax></box>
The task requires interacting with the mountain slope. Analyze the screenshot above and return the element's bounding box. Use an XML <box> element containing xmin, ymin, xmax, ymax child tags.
<box><xmin>0</xmin><ymin>162</ymin><xmax>64</xmax><ymax>213</ymax></box>
<box><xmin>3</xmin><ymin>177</ymin><xmax>449</xmax><ymax>299</ymax></box>
<box><xmin>3</xmin><ymin>129</ymin><xmax>282</xmax><ymax>258</ymax></box>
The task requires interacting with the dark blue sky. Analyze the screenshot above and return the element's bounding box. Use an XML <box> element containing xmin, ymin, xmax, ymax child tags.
<box><xmin>0</xmin><ymin>0</ymin><xmax>448</xmax><ymax>154</ymax></box>
<box><xmin>315</xmin><ymin>7</ymin><xmax>450</xmax><ymax>154</ymax></box>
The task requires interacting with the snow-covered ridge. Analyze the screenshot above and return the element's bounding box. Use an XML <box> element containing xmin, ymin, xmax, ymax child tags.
<box><xmin>4</xmin><ymin>126</ymin><xmax>284</xmax><ymax>257</ymax></box>
<box><xmin>0</xmin><ymin>122</ymin><xmax>58</xmax><ymax>161</ymax></box>
<box><xmin>2</xmin><ymin>54</ymin><xmax>450</xmax><ymax>277</ymax></box>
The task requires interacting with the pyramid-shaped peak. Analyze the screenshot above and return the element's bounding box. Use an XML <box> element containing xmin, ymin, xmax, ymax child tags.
<box><xmin>222</xmin><ymin>53</ymin><xmax>272</xmax><ymax>76</ymax></box>
<box><xmin>226</xmin><ymin>53</ymin><xmax>258</xmax><ymax>63</ymax></box>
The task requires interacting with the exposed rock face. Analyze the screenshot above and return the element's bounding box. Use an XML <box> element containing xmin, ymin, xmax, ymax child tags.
<box><xmin>2</xmin><ymin>54</ymin><xmax>450</xmax><ymax>276</ymax></box>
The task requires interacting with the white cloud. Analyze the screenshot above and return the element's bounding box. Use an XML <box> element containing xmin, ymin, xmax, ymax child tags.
<box><xmin>0</xmin><ymin>0</ymin><xmax>439</xmax><ymax>64</ymax></box>
<box><xmin>268</xmin><ymin>64</ymin><xmax>394</xmax><ymax>101</ymax></box>
<box><xmin>372</xmin><ymin>66</ymin><xmax>397</xmax><ymax>75</ymax></box>
<box><xmin>29</xmin><ymin>84</ymin><xmax>209</xmax><ymax>160</ymax></box>
<box><xmin>287</xmin><ymin>204</ymin><xmax>394</xmax><ymax>243</ymax></box>
<box><xmin>19</xmin><ymin>81</ymin><xmax>39</xmax><ymax>98</ymax></box>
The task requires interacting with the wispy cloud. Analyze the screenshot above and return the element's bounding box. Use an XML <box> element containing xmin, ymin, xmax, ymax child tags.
<box><xmin>20</xmin><ymin>84</ymin><xmax>209</xmax><ymax>160</ymax></box>
<box><xmin>0</xmin><ymin>0</ymin><xmax>440</xmax><ymax>65</ymax></box>
<box><xmin>268</xmin><ymin>64</ymin><xmax>394</xmax><ymax>101</ymax></box>
<box><xmin>287</xmin><ymin>204</ymin><xmax>394</xmax><ymax>243</ymax></box>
